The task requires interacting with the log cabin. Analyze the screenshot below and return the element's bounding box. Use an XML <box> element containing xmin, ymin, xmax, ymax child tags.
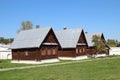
<box><xmin>85</xmin><ymin>32</ymin><xmax>110</xmax><ymax>58</ymax></box>
<box><xmin>55</xmin><ymin>28</ymin><xmax>88</xmax><ymax>60</ymax></box>
<box><xmin>10</xmin><ymin>27</ymin><xmax>60</xmax><ymax>64</ymax></box>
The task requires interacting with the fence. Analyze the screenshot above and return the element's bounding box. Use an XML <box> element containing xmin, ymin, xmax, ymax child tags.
<box><xmin>109</xmin><ymin>47</ymin><xmax>120</xmax><ymax>55</ymax></box>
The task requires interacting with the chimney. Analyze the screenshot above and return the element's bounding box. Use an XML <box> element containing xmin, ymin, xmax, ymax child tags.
<box><xmin>63</xmin><ymin>27</ymin><xmax>67</xmax><ymax>30</ymax></box>
<box><xmin>36</xmin><ymin>25</ymin><xmax>40</xmax><ymax>29</ymax></box>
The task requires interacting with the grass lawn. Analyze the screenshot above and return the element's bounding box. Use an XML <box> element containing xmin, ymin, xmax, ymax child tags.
<box><xmin>0</xmin><ymin>57</ymin><xmax>120</xmax><ymax>80</ymax></box>
<box><xmin>0</xmin><ymin>60</ymin><xmax>33</xmax><ymax>68</ymax></box>
<box><xmin>0</xmin><ymin>59</ymin><xmax>74</xmax><ymax>69</ymax></box>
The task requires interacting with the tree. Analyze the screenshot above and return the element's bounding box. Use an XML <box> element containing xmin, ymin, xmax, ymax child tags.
<box><xmin>0</xmin><ymin>37</ymin><xmax>13</xmax><ymax>44</ymax></box>
<box><xmin>17</xmin><ymin>21</ymin><xmax>33</xmax><ymax>33</ymax></box>
<box><xmin>107</xmin><ymin>39</ymin><xmax>119</xmax><ymax>47</ymax></box>
<box><xmin>0</xmin><ymin>37</ymin><xmax>4</xmax><ymax>43</ymax></box>
<box><xmin>92</xmin><ymin>35</ymin><xmax>106</xmax><ymax>54</ymax></box>
<box><xmin>117</xmin><ymin>42</ymin><xmax>120</xmax><ymax>47</ymax></box>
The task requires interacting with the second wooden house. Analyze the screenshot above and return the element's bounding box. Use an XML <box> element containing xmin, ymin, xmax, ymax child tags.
<box><xmin>55</xmin><ymin>28</ymin><xmax>88</xmax><ymax>60</ymax></box>
<box><xmin>10</xmin><ymin>27</ymin><xmax>60</xmax><ymax>64</ymax></box>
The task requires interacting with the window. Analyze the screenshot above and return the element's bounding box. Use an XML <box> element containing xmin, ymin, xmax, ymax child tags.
<box><xmin>83</xmin><ymin>48</ymin><xmax>85</xmax><ymax>53</ymax></box>
<box><xmin>41</xmin><ymin>48</ymin><xmax>46</xmax><ymax>56</ymax></box>
<box><xmin>52</xmin><ymin>49</ymin><xmax>56</xmax><ymax>55</ymax></box>
<box><xmin>25</xmin><ymin>51</ymin><xmax>28</xmax><ymax>56</ymax></box>
<box><xmin>79</xmin><ymin>49</ymin><xmax>82</xmax><ymax>53</ymax></box>
<box><xmin>47</xmin><ymin>49</ymin><xmax>51</xmax><ymax>55</ymax></box>
<box><xmin>76</xmin><ymin>48</ymin><xmax>78</xmax><ymax>54</ymax></box>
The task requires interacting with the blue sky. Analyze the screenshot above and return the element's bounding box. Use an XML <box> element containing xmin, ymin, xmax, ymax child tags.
<box><xmin>0</xmin><ymin>0</ymin><xmax>120</xmax><ymax>41</ymax></box>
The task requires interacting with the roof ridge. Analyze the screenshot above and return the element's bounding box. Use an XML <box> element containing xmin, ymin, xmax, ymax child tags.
<box><xmin>19</xmin><ymin>26</ymin><xmax>52</xmax><ymax>33</ymax></box>
<box><xmin>55</xmin><ymin>27</ymin><xmax>83</xmax><ymax>31</ymax></box>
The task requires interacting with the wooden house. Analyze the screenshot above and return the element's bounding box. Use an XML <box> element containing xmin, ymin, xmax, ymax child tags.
<box><xmin>55</xmin><ymin>28</ymin><xmax>88</xmax><ymax>60</ymax></box>
<box><xmin>10</xmin><ymin>27</ymin><xmax>60</xmax><ymax>64</ymax></box>
<box><xmin>85</xmin><ymin>32</ymin><xmax>110</xmax><ymax>58</ymax></box>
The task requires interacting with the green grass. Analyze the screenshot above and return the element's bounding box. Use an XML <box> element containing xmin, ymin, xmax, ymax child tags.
<box><xmin>0</xmin><ymin>60</ymin><xmax>33</xmax><ymax>68</ymax></box>
<box><xmin>0</xmin><ymin>59</ymin><xmax>75</xmax><ymax>69</ymax></box>
<box><xmin>0</xmin><ymin>57</ymin><xmax>120</xmax><ymax>80</ymax></box>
